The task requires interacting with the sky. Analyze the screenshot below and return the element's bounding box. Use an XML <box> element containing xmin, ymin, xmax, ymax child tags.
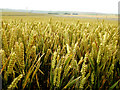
<box><xmin>0</xmin><ymin>0</ymin><xmax>119</xmax><ymax>14</ymax></box>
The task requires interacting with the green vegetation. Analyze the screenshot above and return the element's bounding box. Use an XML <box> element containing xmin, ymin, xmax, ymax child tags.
<box><xmin>0</xmin><ymin>14</ymin><xmax>120</xmax><ymax>89</ymax></box>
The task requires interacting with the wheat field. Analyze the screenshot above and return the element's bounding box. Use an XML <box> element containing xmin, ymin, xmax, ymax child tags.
<box><xmin>0</xmin><ymin>14</ymin><xmax>120</xmax><ymax>90</ymax></box>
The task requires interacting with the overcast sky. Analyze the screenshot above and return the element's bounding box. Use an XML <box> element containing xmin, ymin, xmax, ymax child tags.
<box><xmin>0</xmin><ymin>0</ymin><xmax>119</xmax><ymax>14</ymax></box>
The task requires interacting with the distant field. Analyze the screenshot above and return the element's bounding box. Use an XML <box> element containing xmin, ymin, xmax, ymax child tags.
<box><xmin>1</xmin><ymin>12</ymin><xmax>50</xmax><ymax>16</ymax></box>
<box><xmin>1</xmin><ymin>12</ymin><xmax>118</xmax><ymax>24</ymax></box>
<box><xmin>1</xmin><ymin>12</ymin><xmax>118</xmax><ymax>21</ymax></box>
<box><xmin>55</xmin><ymin>14</ymin><xmax>118</xmax><ymax>21</ymax></box>
<box><xmin>64</xmin><ymin>14</ymin><xmax>117</xmax><ymax>18</ymax></box>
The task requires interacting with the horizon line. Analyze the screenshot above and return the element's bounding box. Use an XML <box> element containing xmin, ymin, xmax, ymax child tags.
<box><xmin>0</xmin><ymin>8</ymin><xmax>118</xmax><ymax>15</ymax></box>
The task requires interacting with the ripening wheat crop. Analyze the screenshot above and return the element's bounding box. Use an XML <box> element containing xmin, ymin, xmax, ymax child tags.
<box><xmin>0</xmin><ymin>16</ymin><xmax>120</xmax><ymax>90</ymax></box>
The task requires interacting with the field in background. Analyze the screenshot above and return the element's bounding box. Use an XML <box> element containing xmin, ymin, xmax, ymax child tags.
<box><xmin>0</xmin><ymin>12</ymin><xmax>120</xmax><ymax>90</ymax></box>
<box><xmin>57</xmin><ymin>14</ymin><xmax>118</xmax><ymax>20</ymax></box>
<box><xmin>1</xmin><ymin>11</ymin><xmax>118</xmax><ymax>20</ymax></box>
<box><xmin>1</xmin><ymin>12</ymin><xmax>118</xmax><ymax>24</ymax></box>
